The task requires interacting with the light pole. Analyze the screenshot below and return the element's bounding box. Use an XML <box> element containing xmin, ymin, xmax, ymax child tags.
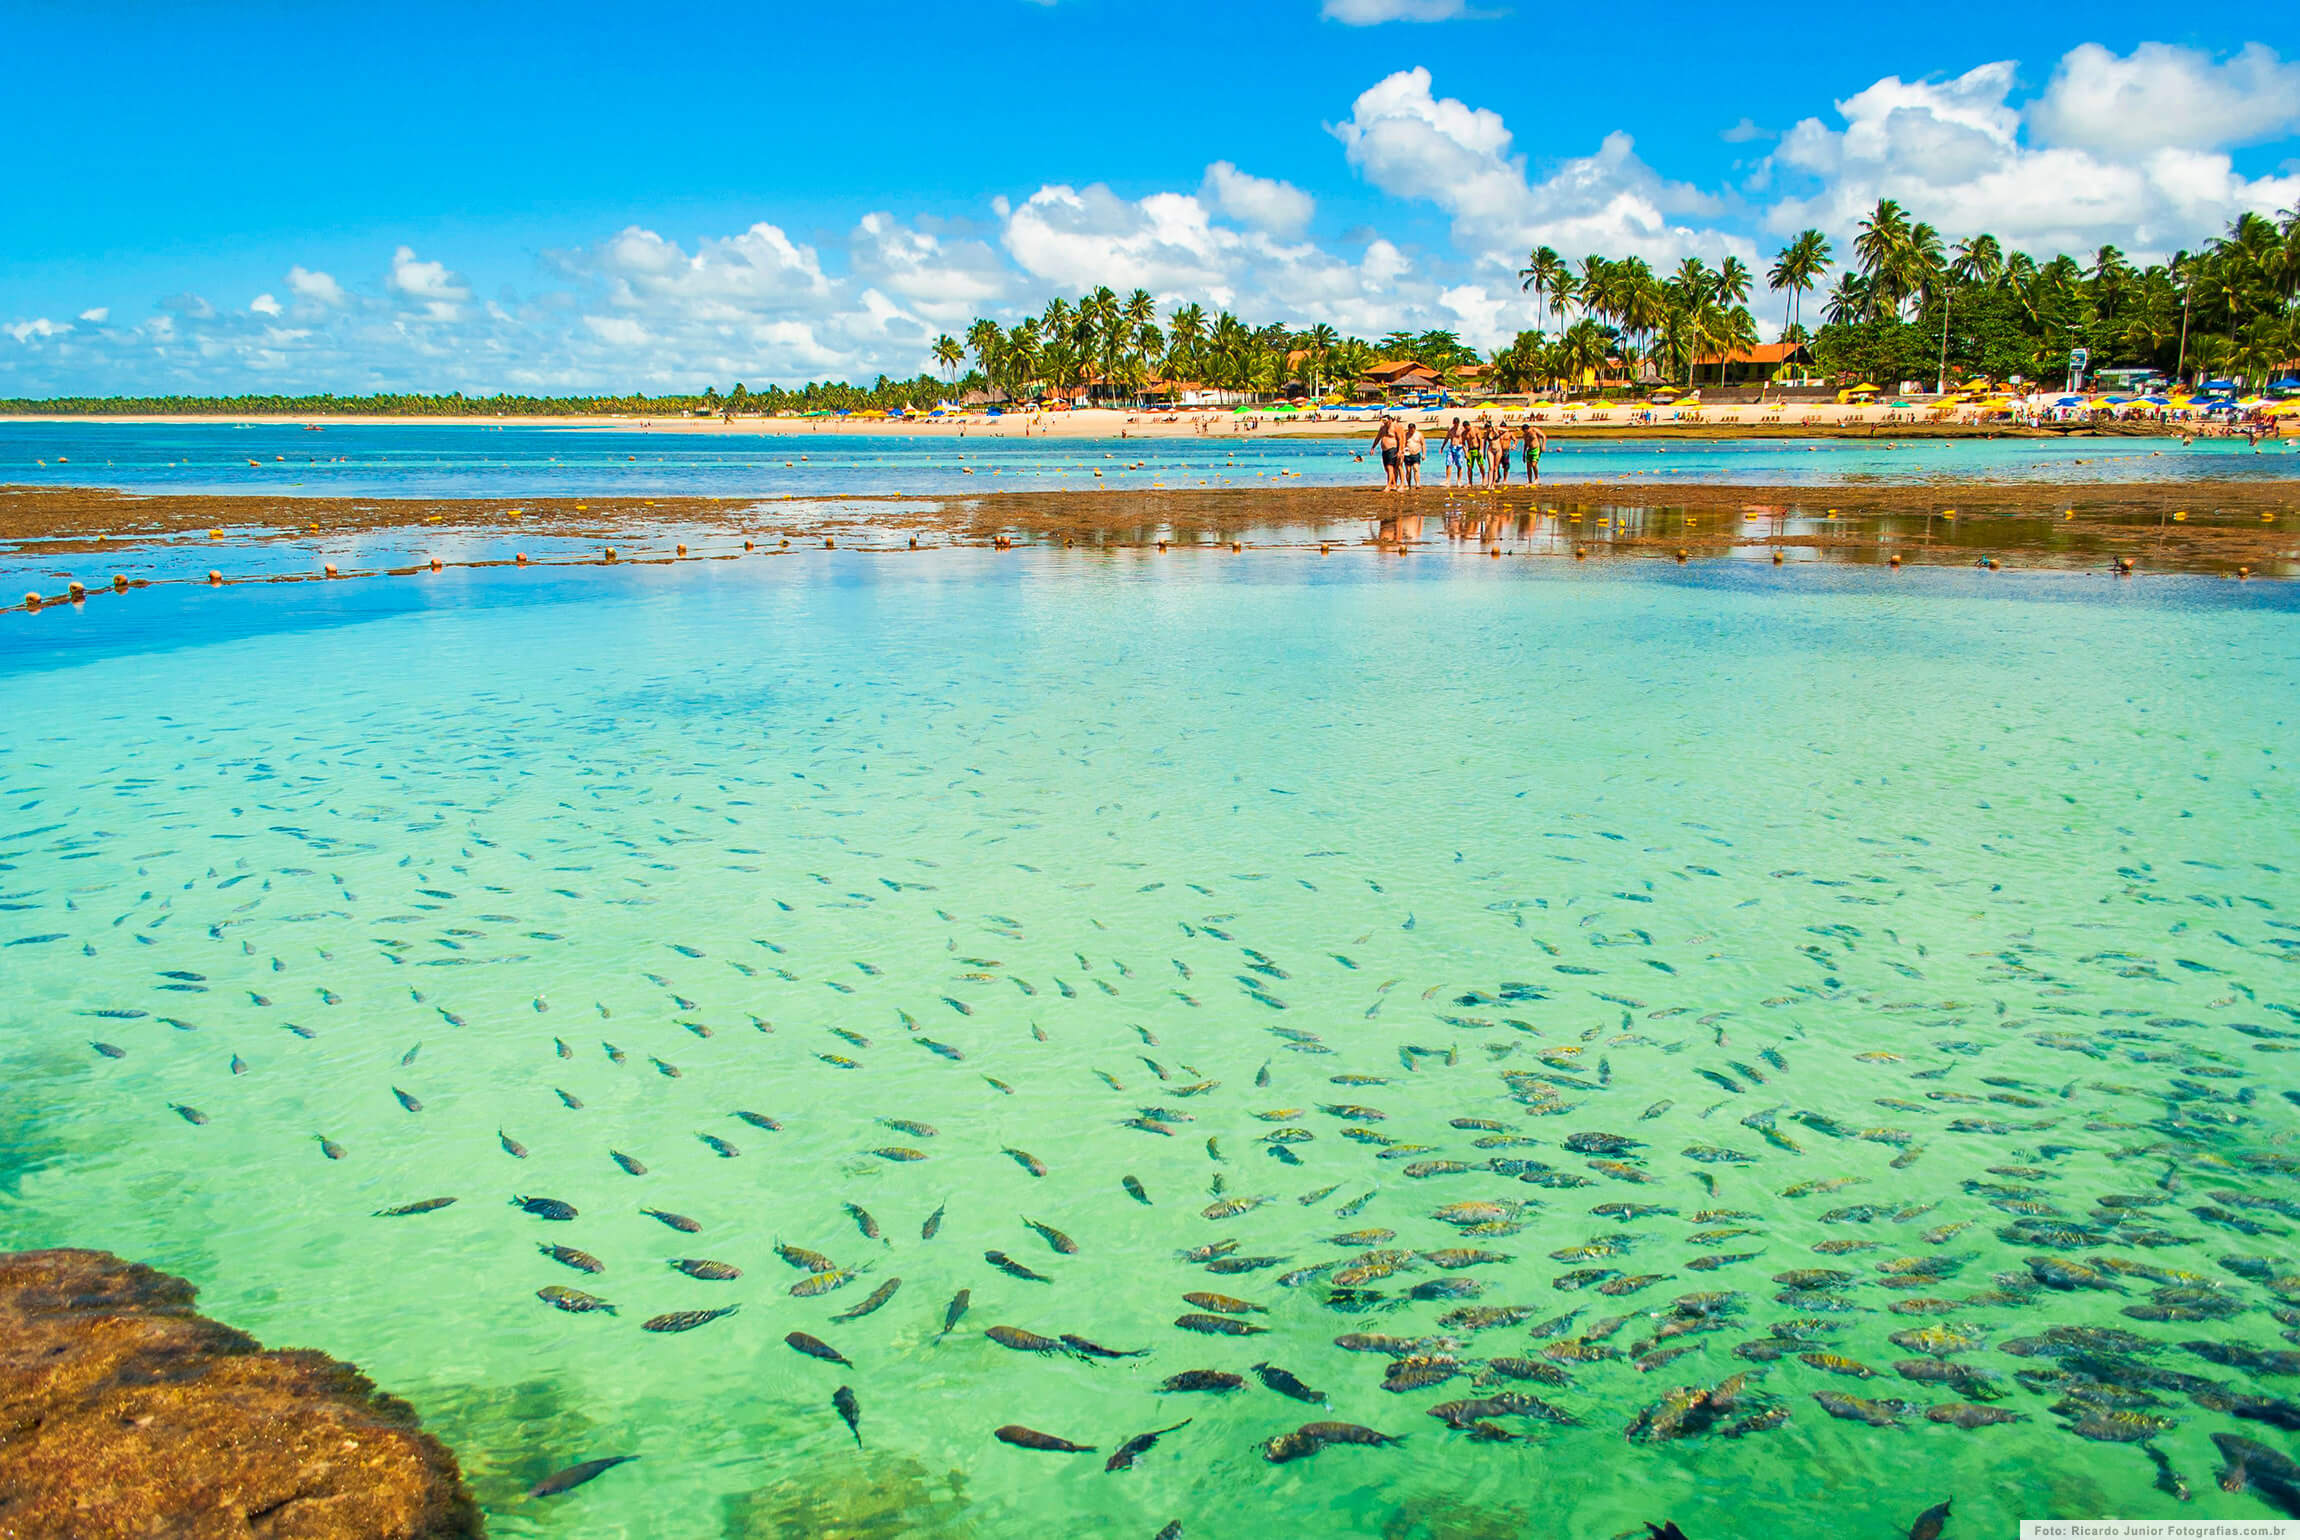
<box><xmin>2175</xmin><ymin>291</ymin><xmax>2191</xmax><ymax>387</ymax></box>
<box><xmin>1936</xmin><ymin>285</ymin><xmax>1952</xmax><ymax>396</ymax></box>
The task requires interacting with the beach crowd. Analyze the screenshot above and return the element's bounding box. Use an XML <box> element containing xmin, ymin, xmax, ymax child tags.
<box><xmin>1372</xmin><ymin>415</ymin><xmax>1550</xmax><ymax>490</ymax></box>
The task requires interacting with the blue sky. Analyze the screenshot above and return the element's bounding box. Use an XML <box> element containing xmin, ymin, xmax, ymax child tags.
<box><xmin>4</xmin><ymin>0</ymin><xmax>2296</xmax><ymax>393</ymax></box>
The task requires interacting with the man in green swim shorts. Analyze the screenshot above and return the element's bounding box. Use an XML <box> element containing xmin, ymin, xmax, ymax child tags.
<box><xmin>1521</xmin><ymin>423</ymin><xmax>1547</xmax><ymax>484</ymax></box>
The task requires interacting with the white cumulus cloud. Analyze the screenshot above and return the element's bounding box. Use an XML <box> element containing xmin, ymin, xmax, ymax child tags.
<box><xmin>77</xmin><ymin>307</ymin><xmax>108</xmax><ymax>324</ymax></box>
<box><xmin>1763</xmin><ymin>50</ymin><xmax>2300</xmax><ymax>258</ymax></box>
<box><xmin>1202</xmin><ymin>162</ymin><xmax>1317</xmax><ymax>237</ymax></box>
<box><xmin>286</xmin><ymin>266</ymin><xmax>346</xmax><ymax>307</ymax></box>
<box><xmin>2032</xmin><ymin>42</ymin><xmax>2300</xmax><ymax>156</ymax></box>
<box><xmin>1333</xmin><ymin>68</ymin><xmax>1749</xmax><ymax>272</ymax></box>
<box><xmin>387</xmin><ymin>246</ymin><xmax>471</xmax><ymax>319</ymax></box>
<box><xmin>1321</xmin><ymin>0</ymin><xmax>1471</xmax><ymax>22</ymax></box>
<box><xmin>250</xmin><ymin>293</ymin><xmax>283</xmax><ymax>317</ymax></box>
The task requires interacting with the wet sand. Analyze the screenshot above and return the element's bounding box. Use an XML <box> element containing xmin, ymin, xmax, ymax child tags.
<box><xmin>4</xmin><ymin>480</ymin><xmax>2296</xmax><ymax>591</ymax></box>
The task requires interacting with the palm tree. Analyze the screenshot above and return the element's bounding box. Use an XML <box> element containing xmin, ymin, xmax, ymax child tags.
<box><xmin>1558</xmin><ymin>319</ymin><xmax>1610</xmax><ymax>394</ymax></box>
<box><xmin>964</xmin><ymin>318</ymin><xmax>1003</xmax><ymax>398</ymax></box>
<box><xmin>1768</xmin><ymin>230</ymin><xmax>1832</xmax><ymax>341</ymax></box>
<box><xmin>931</xmin><ymin>335</ymin><xmax>963</xmax><ymax>382</ymax></box>
<box><xmin>1518</xmin><ymin>245</ymin><xmax>1570</xmax><ymax>326</ymax></box>
<box><xmin>1714</xmin><ymin>256</ymin><xmax>1753</xmax><ymax>308</ymax></box>
<box><xmin>1165</xmin><ymin>303</ymin><xmax>1208</xmax><ymax>383</ymax></box>
<box><xmin>1302</xmin><ymin>322</ymin><xmax>1338</xmax><ymax>397</ymax></box>
<box><xmin>1822</xmin><ymin>271</ymin><xmax>1871</xmax><ymax>327</ymax></box>
<box><xmin>1854</xmin><ymin>199</ymin><xmax>1914</xmax><ymax>317</ymax></box>
<box><xmin>1948</xmin><ymin>234</ymin><xmax>2003</xmax><ymax>288</ymax></box>
<box><xmin>1576</xmin><ymin>255</ymin><xmax>1612</xmax><ymax>325</ymax></box>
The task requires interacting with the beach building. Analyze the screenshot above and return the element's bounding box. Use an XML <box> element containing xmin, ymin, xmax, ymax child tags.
<box><xmin>1685</xmin><ymin>341</ymin><xmax>1816</xmax><ymax>385</ymax></box>
<box><xmin>1357</xmin><ymin>359</ymin><xmax>1442</xmax><ymax>397</ymax></box>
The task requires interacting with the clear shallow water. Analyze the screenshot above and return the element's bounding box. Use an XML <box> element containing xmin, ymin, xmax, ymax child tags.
<box><xmin>2</xmin><ymin>553</ymin><xmax>2299</xmax><ymax>1540</ymax></box>
<box><xmin>4</xmin><ymin>419</ymin><xmax>2297</xmax><ymax>498</ymax></box>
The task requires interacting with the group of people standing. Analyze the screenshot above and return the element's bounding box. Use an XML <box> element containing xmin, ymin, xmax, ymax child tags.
<box><xmin>1372</xmin><ymin>415</ymin><xmax>1545</xmax><ymax>491</ymax></box>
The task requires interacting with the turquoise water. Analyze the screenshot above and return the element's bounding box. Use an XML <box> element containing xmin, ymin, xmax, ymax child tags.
<box><xmin>4</xmin><ymin>419</ymin><xmax>2296</xmax><ymax>498</ymax></box>
<box><xmin>3</xmin><ymin>552</ymin><xmax>2299</xmax><ymax>1539</ymax></box>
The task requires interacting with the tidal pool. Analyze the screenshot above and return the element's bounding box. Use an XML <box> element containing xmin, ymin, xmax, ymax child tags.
<box><xmin>2</xmin><ymin>550</ymin><xmax>2296</xmax><ymax>1538</ymax></box>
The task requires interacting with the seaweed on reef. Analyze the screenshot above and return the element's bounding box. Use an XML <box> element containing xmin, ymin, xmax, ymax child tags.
<box><xmin>1379</xmin><ymin>1491</ymin><xmax>1541</xmax><ymax>1540</ymax></box>
<box><xmin>721</xmin><ymin>1450</ymin><xmax>976</xmax><ymax>1539</ymax></box>
<box><xmin>415</xmin><ymin>1375</ymin><xmax>607</xmax><ymax>1513</ymax></box>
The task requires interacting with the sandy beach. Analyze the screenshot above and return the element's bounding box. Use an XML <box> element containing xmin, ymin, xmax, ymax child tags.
<box><xmin>0</xmin><ymin>405</ymin><xmax>2202</xmax><ymax>441</ymax></box>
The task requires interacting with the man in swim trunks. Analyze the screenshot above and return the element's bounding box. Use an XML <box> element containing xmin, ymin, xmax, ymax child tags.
<box><xmin>1464</xmin><ymin>421</ymin><xmax>1484</xmax><ymax>486</ymax></box>
<box><xmin>1521</xmin><ymin>422</ymin><xmax>1547</xmax><ymax>484</ymax></box>
<box><xmin>1443</xmin><ymin>417</ymin><xmax>1466</xmax><ymax>487</ymax></box>
<box><xmin>1401</xmin><ymin>421</ymin><xmax>1426</xmax><ymax>488</ymax></box>
<box><xmin>1492</xmin><ymin>418</ymin><xmax>1512</xmax><ymax>484</ymax></box>
<box><xmin>1374</xmin><ymin>415</ymin><xmax>1402</xmax><ymax>490</ymax></box>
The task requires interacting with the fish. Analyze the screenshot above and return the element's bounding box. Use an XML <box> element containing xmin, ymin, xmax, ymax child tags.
<box><xmin>641</xmin><ymin>1307</ymin><xmax>738</xmax><ymax>1333</ymax></box>
<box><xmin>1160</xmin><ymin>1370</ymin><xmax>1245</xmax><ymax>1392</ymax></box>
<box><xmin>610</xmin><ymin>1150</ymin><xmax>647</xmax><ymax>1177</ymax></box>
<box><xmin>1261</xmin><ymin>1421</ymin><xmax>1402</xmax><ymax>1462</ymax></box>
<box><xmin>845</xmin><ymin>1203</ymin><xmax>882</xmax><ymax>1241</ymax></box>
<box><xmin>790</xmin><ymin>1269</ymin><xmax>859</xmax><ymax>1298</ymax></box>
<box><xmin>776</xmin><ymin>1242</ymin><xmax>839</xmax><ymax>1273</ymax></box>
<box><xmin>374</xmin><ymin>1197</ymin><xmax>456</xmax><ymax>1217</ymax></box>
<box><xmin>1063</xmin><ymin>1334</ymin><xmax>1149</xmax><ymax>1360</ymax></box>
<box><xmin>670</xmin><ymin>1258</ymin><xmax>741</xmax><ymax>1281</ymax></box>
<box><xmin>1252</xmin><ymin>1363</ymin><xmax>1327</xmax><ymax>1402</ymax></box>
<box><xmin>986</xmin><ymin>1250</ymin><xmax>1053</xmax><ymax>1283</ymax></box>
<box><xmin>643</xmin><ymin>1208</ymin><xmax>702</xmax><ymax>1233</ymax></box>
<box><xmin>1176</xmin><ymin>1313</ymin><xmax>1267</xmax><ymax>1335</ymax></box>
<box><xmin>941</xmin><ymin>1289</ymin><xmax>971</xmax><ymax>1336</ymax></box>
<box><xmin>832</xmin><ymin>1278</ymin><xmax>901</xmax><ymax>1321</ymax></box>
<box><xmin>391</xmin><ymin>1086</ymin><xmax>422</xmax><ymax>1113</ymax></box>
<box><xmin>733</xmin><ymin>1110</ymin><xmax>783</xmax><ymax>1131</ymax></box>
<box><xmin>528</xmin><ymin>1454</ymin><xmax>638</xmax><ymax>1498</ymax></box>
<box><xmin>1106</xmin><ymin>1420</ymin><xmax>1191</xmax><ymax>1472</ymax></box>
<box><xmin>511</xmin><ymin>1195</ymin><xmax>577</xmax><ymax>1221</ymax></box>
<box><xmin>499</xmin><ymin>1130</ymin><xmax>529</xmax><ymax>1159</ymax></box>
<box><xmin>1004</xmin><ymin>1147</ymin><xmax>1047</xmax><ymax>1177</ymax></box>
<box><xmin>540</xmin><ymin>1244</ymin><xmax>604</xmax><ymax>1274</ymax></box>
<box><xmin>786</xmin><ymin>1331</ymin><xmax>852</xmax><ymax>1366</ymax></box>
<box><xmin>1023</xmin><ymin>1218</ymin><xmax>1079</xmax><ymax>1254</ymax></box>
<box><xmin>1909</xmin><ymin>1500</ymin><xmax>1952</xmax><ymax>1540</ymax></box>
<box><xmin>922</xmin><ymin>1202</ymin><xmax>947</xmax><ymax>1239</ymax></box>
<box><xmin>698</xmin><ymin>1133</ymin><xmax>740</xmax><ymax>1158</ymax></box>
<box><xmin>1181</xmin><ymin>1292</ymin><xmax>1264</xmax><ymax>1315</ymax></box>
<box><xmin>833</xmin><ymin>1386</ymin><xmax>862</xmax><ymax>1446</ymax></box>
<box><xmin>537</xmin><ymin>1286</ymin><xmax>615</xmax><ymax>1315</ymax></box>
<box><xmin>995</xmin><ymin>1426</ymin><xmax>1096</xmax><ymax>1454</ymax></box>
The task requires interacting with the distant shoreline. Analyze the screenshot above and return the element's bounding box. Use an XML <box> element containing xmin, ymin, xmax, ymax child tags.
<box><xmin>0</xmin><ymin>408</ymin><xmax>2204</xmax><ymax>442</ymax></box>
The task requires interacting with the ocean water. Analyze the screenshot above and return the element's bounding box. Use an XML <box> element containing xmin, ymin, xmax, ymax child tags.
<box><xmin>3</xmin><ymin>551</ymin><xmax>2299</xmax><ymax>1540</ymax></box>
<box><xmin>4</xmin><ymin>418</ymin><xmax>2297</xmax><ymax>499</ymax></box>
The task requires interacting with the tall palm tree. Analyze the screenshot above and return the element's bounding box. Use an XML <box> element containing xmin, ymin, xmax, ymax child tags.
<box><xmin>1165</xmin><ymin>303</ymin><xmax>1208</xmax><ymax>381</ymax></box>
<box><xmin>1768</xmin><ymin>229</ymin><xmax>1832</xmax><ymax>341</ymax></box>
<box><xmin>1902</xmin><ymin>222</ymin><xmax>1946</xmax><ymax>316</ymax></box>
<box><xmin>1948</xmin><ymin>234</ymin><xmax>2003</xmax><ymax>288</ymax></box>
<box><xmin>1576</xmin><ymin>255</ymin><xmax>1612</xmax><ymax>325</ymax></box>
<box><xmin>1714</xmin><ymin>256</ymin><xmax>1753</xmax><ymax>308</ymax></box>
<box><xmin>931</xmin><ymin>335</ymin><xmax>963</xmax><ymax>382</ymax></box>
<box><xmin>964</xmin><ymin>318</ymin><xmax>1003</xmax><ymax>397</ymax></box>
<box><xmin>1855</xmin><ymin>199</ymin><xmax>1913</xmax><ymax>317</ymax></box>
<box><xmin>1518</xmin><ymin>245</ymin><xmax>1570</xmax><ymax>326</ymax></box>
<box><xmin>1822</xmin><ymin>271</ymin><xmax>1872</xmax><ymax>327</ymax></box>
<box><xmin>1302</xmin><ymin>322</ymin><xmax>1338</xmax><ymax>397</ymax></box>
